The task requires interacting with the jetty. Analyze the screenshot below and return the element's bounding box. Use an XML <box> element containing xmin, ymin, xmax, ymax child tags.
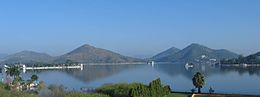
<box><xmin>3</xmin><ymin>64</ymin><xmax>84</xmax><ymax>73</ymax></box>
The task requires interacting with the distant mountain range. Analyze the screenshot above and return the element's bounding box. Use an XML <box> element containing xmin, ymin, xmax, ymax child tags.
<box><xmin>0</xmin><ymin>44</ymin><xmax>143</xmax><ymax>65</ymax></box>
<box><xmin>151</xmin><ymin>43</ymin><xmax>239</xmax><ymax>63</ymax></box>
<box><xmin>0</xmin><ymin>43</ymin><xmax>249</xmax><ymax>65</ymax></box>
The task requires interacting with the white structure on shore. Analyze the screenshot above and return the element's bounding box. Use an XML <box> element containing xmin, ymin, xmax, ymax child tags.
<box><xmin>22</xmin><ymin>64</ymin><xmax>84</xmax><ymax>73</ymax></box>
<box><xmin>148</xmin><ymin>61</ymin><xmax>155</xmax><ymax>68</ymax></box>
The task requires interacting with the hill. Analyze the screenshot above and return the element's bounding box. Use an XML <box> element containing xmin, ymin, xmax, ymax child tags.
<box><xmin>151</xmin><ymin>47</ymin><xmax>180</xmax><ymax>61</ymax></box>
<box><xmin>1</xmin><ymin>51</ymin><xmax>54</xmax><ymax>65</ymax></box>
<box><xmin>54</xmin><ymin>44</ymin><xmax>143</xmax><ymax>63</ymax></box>
<box><xmin>153</xmin><ymin>43</ymin><xmax>238</xmax><ymax>63</ymax></box>
<box><xmin>221</xmin><ymin>52</ymin><xmax>260</xmax><ymax>64</ymax></box>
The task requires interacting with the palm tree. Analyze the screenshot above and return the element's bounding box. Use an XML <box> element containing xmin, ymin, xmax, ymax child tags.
<box><xmin>192</xmin><ymin>72</ymin><xmax>205</xmax><ymax>93</ymax></box>
<box><xmin>5</xmin><ymin>66</ymin><xmax>22</xmax><ymax>90</ymax></box>
<box><xmin>6</xmin><ymin>66</ymin><xmax>21</xmax><ymax>79</ymax></box>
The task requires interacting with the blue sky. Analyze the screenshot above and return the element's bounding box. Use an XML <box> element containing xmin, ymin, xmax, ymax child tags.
<box><xmin>0</xmin><ymin>0</ymin><xmax>259</xmax><ymax>58</ymax></box>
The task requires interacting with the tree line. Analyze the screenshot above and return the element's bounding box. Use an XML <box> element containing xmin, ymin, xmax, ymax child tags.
<box><xmin>221</xmin><ymin>53</ymin><xmax>260</xmax><ymax>64</ymax></box>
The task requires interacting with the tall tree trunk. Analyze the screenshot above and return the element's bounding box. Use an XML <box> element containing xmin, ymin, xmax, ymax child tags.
<box><xmin>198</xmin><ymin>87</ymin><xmax>201</xmax><ymax>93</ymax></box>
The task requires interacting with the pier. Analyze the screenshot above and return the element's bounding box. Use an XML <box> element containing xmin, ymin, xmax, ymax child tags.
<box><xmin>22</xmin><ymin>64</ymin><xmax>84</xmax><ymax>73</ymax></box>
<box><xmin>2</xmin><ymin>64</ymin><xmax>84</xmax><ymax>73</ymax></box>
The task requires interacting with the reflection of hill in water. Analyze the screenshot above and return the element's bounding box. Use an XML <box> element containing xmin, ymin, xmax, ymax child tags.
<box><xmin>154</xmin><ymin>63</ymin><xmax>260</xmax><ymax>79</ymax></box>
<box><xmin>154</xmin><ymin>63</ymin><xmax>221</xmax><ymax>79</ymax></box>
<box><xmin>154</xmin><ymin>63</ymin><xmax>193</xmax><ymax>79</ymax></box>
<box><xmin>63</xmin><ymin>64</ymin><xmax>141</xmax><ymax>82</ymax></box>
<box><xmin>220</xmin><ymin>66</ymin><xmax>260</xmax><ymax>76</ymax></box>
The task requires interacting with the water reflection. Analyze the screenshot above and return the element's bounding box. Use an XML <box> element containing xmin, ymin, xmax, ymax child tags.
<box><xmin>154</xmin><ymin>63</ymin><xmax>260</xmax><ymax>95</ymax></box>
<box><xmin>220</xmin><ymin>66</ymin><xmax>260</xmax><ymax>76</ymax></box>
<box><xmin>22</xmin><ymin>63</ymin><xmax>260</xmax><ymax>95</ymax></box>
<box><xmin>24</xmin><ymin>63</ymin><xmax>260</xmax><ymax>83</ymax></box>
<box><xmin>64</xmin><ymin>64</ymin><xmax>142</xmax><ymax>82</ymax></box>
<box><xmin>154</xmin><ymin>63</ymin><xmax>260</xmax><ymax>81</ymax></box>
<box><xmin>25</xmin><ymin>64</ymin><xmax>142</xmax><ymax>83</ymax></box>
<box><xmin>154</xmin><ymin>63</ymin><xmax>223</xmax><ymax>79</ymax></box>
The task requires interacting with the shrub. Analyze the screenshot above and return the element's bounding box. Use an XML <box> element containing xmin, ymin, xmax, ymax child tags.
<box><xmin>97</xmin><ymin>78</ymin><xmax>171</xmax><ymax>97</ymax></box>
<box><xmin>46</xmin><ymin>84</ymin><xmax>67</xmax><ymax>97</ymax></box>
<box><xmin>65</xmin><ymin>92</ymin><xmax>109</xmax><ymax>97</ymax></box>
<box><xmin>0</xmin><ymin>87</ymin><xmax>37</xmax><ymax>97</ymax></box>
<box><xmin>130</xmin><ymin>83</ymin><xmax>150</xmax><ymax>97</ymax></box>
<box><xmin>97</xmin><ymin>83</ymin><xmax>138</xmax><ymax>97</ymax></box>
<box><xmin>149</xmin><ymin>78</ymin><xmax>171</xmax><ymax>97</ymax></box>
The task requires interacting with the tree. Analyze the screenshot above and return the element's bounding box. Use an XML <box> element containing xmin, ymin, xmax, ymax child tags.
<box><xmin>5</xmin><ymin>66</ymin><xmax>23</xmax><ymax>90</ymax></box>
<box><xmin>6</xmin><ymin>66</ymin><xmax>21</xmax><ymax>83</ymax></box>
<box><xmin>97</xmin><ymin>78</ymin><xmax>170</xmax><ymax>97</ymax></box>
<box><xmin>6</xmin><ymin>66</ymin><xmax>20</xmax><ymax>77</ymax></box>
<box><xmin>149</xmin><ymin>78</ymin><xmax>170</xmax><ymax>97</ymax></box>
<box><xmin>13</xmin><ymin>76</ymin><xmax>23</xmax><ymax>84</ymax></box>
<box><xmin>192</xmin><ymin>72</ymin><xmax>205</xmax><ymax>93</ymax></box>
<box><xmin>130</xmin><ymin>83</ymin><xmax>150</xmax><ymax>97</ymax></box>
<box><xmin>31</xmin><ymin>74</ymin><xmax>38</xmax><ymax>81</ymax></box>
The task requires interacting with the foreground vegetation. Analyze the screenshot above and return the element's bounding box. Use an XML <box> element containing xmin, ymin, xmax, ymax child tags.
<box><xmin>36</xmin><ymin>78</ymin><xmax>171</xmax><ymax>97</ymax></box>
<box><xmin>1</xmin><ymin>77</ymin><xmax>172</xmax><ymax>97</ymax></box>
<box><xmin>192</xmin><ymin>72</ymin><xmax>205</xmax><ymax>93</ymax></box>
<box><xmin>65</xmin><ymin>93</ymin><xmax>109</xmax><ymax>97</ymax></box>
<box><xmin>96</xmin><ymin>78</ymin><xmax>171</xmax><ymax>97</ymax></box>
<box><xmin>0</xmin><ymin>82</ymin><xmax>110</xmax><ymax>97</ymax></box>
<box><xmin>0</xmin><ymin>82</ymin><xmax>37</xmax><ymax>97</ymax></box>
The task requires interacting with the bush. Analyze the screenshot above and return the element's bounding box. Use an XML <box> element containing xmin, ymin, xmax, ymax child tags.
<box><xmin>0</xmin><ymin>82</ymin><xmax>37</xmax><ymax>97</ymax></box>
<box><xmin>0</xmin><ymin>82</ymin><xmax>10</xmax><ymax>90</ymax></box>
<box><xmin>46</xmin><ymin>84</ymin><xmax>67</xmax><ymax>97</ymax></box>
<box><xmin>0</xmin><ymin>87</ymin><xmax>37</xmax><ymax>97</ymax></box>
<box><xmin>97</xmin><ymin>78</ymin><xmax>171</xmax><ymax>97</ymax></box>
<box><xmin>130</xmin><ymin>83</ymin><xmax>150</xmax><ymax>97</ymax></box>
<box><xmin>97</xmin><ymin>83</ymin><xmax>138</xmax><ymax>97</ymax></box>
<box><xmin>65</xmin><ymin>92</ymin><xmax>109</xmax><ymax>97</ymax></box>
<box><xmin>149</xmin><ymin>78</ymin><xmax>171</xmax><ymax>97</ymax></box>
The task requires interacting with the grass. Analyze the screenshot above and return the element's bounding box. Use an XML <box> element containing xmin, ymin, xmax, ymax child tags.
<box><xmin>166</xmin><ymin>93</ymin><xmax>192</xmax><ymax>97</ymax></box>
<box><xmin>0</xmin><ymin>88</ymin><xmax>37</xmax><ymax>97</ymax></box>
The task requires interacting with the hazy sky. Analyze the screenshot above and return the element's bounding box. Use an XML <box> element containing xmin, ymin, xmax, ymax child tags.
<box><xmin>0</xmin><ymin>0</ymin><xmax>259</xmax><ymax>58</ymax></box>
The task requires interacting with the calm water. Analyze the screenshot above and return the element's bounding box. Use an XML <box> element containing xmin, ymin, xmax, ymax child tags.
<box><xmin>15</xmin><ymin>63</ymin><xmax>260</xmax><ymax>95</ymax></box>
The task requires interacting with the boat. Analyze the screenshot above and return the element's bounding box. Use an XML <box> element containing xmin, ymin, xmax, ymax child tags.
<box><xmin>185</xmin><ymin>63</ymin><xmax>194</xmax><ymax>70</ymax></box>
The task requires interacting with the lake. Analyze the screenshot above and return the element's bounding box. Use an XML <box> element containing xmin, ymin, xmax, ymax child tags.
<box><xmin>8</xmin><ymin>63</ymin><xmax>260</xmax><ymax>95</ymax></box>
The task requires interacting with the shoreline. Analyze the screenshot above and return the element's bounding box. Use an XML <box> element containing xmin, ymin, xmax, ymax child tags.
<box><xmin>82</xmin><ymin>62</ymin><xmax>146</xmax><ymax>65</ymax></box>
<box><xmin>221</xmin><ymin>64</ymin><xmax>260</xmax><ymax>67</ymax></box>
